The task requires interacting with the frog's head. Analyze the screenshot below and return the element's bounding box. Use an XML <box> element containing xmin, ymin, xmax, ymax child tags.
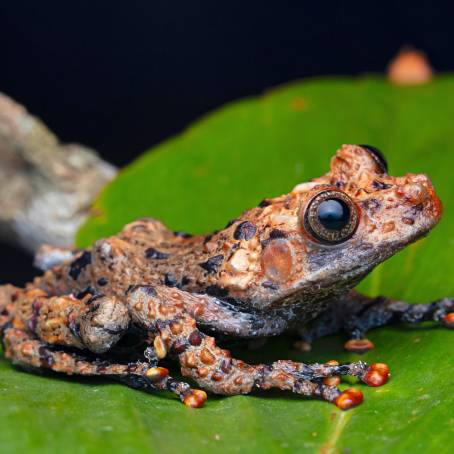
<box><xmin>221</xmin><ymin>144</ymin><xmax>442</xmax><ymax>310</ymax></box>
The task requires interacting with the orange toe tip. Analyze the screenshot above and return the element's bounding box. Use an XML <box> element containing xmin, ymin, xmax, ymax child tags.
<box><xmin>323</xmin><ymin>376</ymin><xmax>341</xmax><ymax>386</ymax></box>
<box><xmin>144</xmin><ymin>367</ymin><xmax>169</xmax><ymax>382</ymax></box>
<box><xmin>334</xmin><ymin>388</ymin><xmax>363</xmax><ymax>410</ymax></box>
<box><xmin>344</xmin><ymin>338</ymin><xmax>375</xmax><ymax>354</ymax></box>
<box><xmin>325</xmin><ymin>359</ymin><xmax>339</xmax><ymax>366</ymax></box>
<box><xmin>183</xmin><ymin>389</ymin><xmax>207</xmax><ymax>408</ymax></box>
<box><xmin>443</xmin><ymin>313</ymin><xmax>454</xmax><ymax>329</ymax></box>
<box><xmin>363</xmin><ymin>363</ymin><xmax>390</xmax><ymax>387</ymax></box>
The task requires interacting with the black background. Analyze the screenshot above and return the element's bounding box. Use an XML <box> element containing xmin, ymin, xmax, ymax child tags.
<box><xmin>1</xmin><ymin>1</ymin><xmax>453</xmax><ymax>284</ymax></box>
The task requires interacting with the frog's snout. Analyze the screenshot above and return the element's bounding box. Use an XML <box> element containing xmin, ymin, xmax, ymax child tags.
<box><xmin>391</xmin><ymin>174</ymin><xmax>443</xmax><ymax>236</ymax></box>
<box><xmin>397</xmin><ymin>173</ymin><xmax>443</xmax><ymax>226</ymax></box>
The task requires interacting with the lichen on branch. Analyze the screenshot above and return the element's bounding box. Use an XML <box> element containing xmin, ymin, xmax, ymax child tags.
<box><xmin>0</xmin><ymin>92</ymin><xmax>116</xmax><ymax>252</ymax></box>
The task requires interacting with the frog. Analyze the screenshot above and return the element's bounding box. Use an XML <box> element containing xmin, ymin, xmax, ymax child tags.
<box><xmin>0</xmin><ymin>144</ymin><xmax>452</xmax><ymax>410</ymax></box>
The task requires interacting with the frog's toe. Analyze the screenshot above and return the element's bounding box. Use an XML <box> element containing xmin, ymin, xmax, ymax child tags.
<box><xmin>344</xmin><ymin>338</ymin><xmax>375</xmax><ymax>354</ymax></box>
<box><xmin>182</xmin><ymin>389</ymin><xmax>207</xmax><ymax>408</ymax></box>
<box><xmin>334</xmin><ymin>388</ymin><xmax>364</xmax><ymax>410</ymax></box>
<box><xmin>362</xmin><ymin>363</ymin><xmax>390</xmax><ymax>387</ymax></box>
<box><xmin>443</xmin><ymin>312</ymin><xmax>454</xmax><ymax>329</ymax></box>
<box><xmin>322</xmin><ymin>359</ymin><xmax>340</xmax><ymax>386</ymax></box>
<box><xmin>293</xmin><ymin>339</ymin><xmax>312</xmax><ymax>352</ymax></box>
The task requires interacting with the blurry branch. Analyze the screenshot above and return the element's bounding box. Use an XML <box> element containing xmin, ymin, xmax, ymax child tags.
<box><xmin>0</xmin><ymin>92</ymin><xmax>116</xmax><ymax>253</ymax></box>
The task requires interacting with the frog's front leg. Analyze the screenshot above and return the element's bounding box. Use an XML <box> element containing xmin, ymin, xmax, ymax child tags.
<box><xmin>127</xmin><ymin>285</ymin><xmax>390</xmax><ymax>410</ymax></box>
<box><xmin>130</xmin><ymin>284</ymin><xmax>289</xmax><ymax>339</ymax></box>
<box><xmin>298</xmin><ymin>291</ymin><xmax>454</xmax><ymax>354</ymax></box>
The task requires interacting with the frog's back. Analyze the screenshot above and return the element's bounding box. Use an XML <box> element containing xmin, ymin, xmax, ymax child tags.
<box><xmin>33</xmin><ymin>218</ymin><xmax>211</xmax><ymax>299</ymax></box>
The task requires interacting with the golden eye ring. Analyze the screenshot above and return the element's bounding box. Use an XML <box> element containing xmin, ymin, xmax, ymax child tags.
<box><xmin>303</xmin><ymin>189</ymin><xmax>359</xmax><ymax>244</ymax></box>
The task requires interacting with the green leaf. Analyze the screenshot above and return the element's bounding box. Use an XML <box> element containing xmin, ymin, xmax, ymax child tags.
<box><xmin>3</xmin><ymin>75</ymin><xmax>454</xmax><ymax>453</ymax></box>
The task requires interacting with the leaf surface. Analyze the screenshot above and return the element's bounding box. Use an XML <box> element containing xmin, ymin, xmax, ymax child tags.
<box><xmin>2</xmin><ymin>76</ymin><xmax>454</xmax><ymax>453</ymax></box>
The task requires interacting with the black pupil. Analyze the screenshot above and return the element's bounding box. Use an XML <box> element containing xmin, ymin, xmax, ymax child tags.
<box><xmin>317</xmin><ymin>199</ymin><xmax>350</xmax><ymax>231</ymax></box>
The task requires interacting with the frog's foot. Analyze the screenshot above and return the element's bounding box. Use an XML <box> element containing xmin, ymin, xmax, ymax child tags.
<box><xmin>444</xmin><ymin>312</ymin><xmax>454</xmax><ymax>328</ymax></box>
<box><xmin>344</xmin><ymin>338</ymin><xmax>375</xmax><ymax>354</ymax></box>
<box><xmin>2</xmin><ymin>324</ymin><xmax>206</xmax><ymax>407</ymax></box>
<box><xmin>342</xmin><ymin>297</ymin><xmax>454</xmax><ymax>352</ymax></box>
<box><xmin>116</xmin><ymin>369</ymin><xmax>207</xmax><ymax>408</ymax></box>
<box><xmin>298</xmin><ymin>292</ymin><xmax>454</xmax><ymax>353</ymax></box>
<box><xmin>126</xmin><ymin>285</ymin><xmax>390</xmax><ymax>410</ymax></box>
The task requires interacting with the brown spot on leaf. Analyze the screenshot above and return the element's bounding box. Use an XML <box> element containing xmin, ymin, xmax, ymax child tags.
<box><xmin>290</xmin><ymin>97</ymin><xmax>307</xmax><ymax>111</ymax></box>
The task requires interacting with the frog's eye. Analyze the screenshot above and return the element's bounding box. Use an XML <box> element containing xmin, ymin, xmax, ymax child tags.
<box><xmin>303</xmin><ymin>190</ymin><xmax>359</xmax><ymax>244</ymax></box>
<box><xmin>359</xmin><ymin>144</ymin><xmax>388</xmax><ymax>174</ymax></box>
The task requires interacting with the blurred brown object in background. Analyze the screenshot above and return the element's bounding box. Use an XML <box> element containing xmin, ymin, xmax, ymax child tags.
<box><xmin>387</xmin><ymin>48</ymin><xmax>433</xmax><ymax>85</ymax></box>
<box><xmin>0</xmin><ymin>93</ymin><xmax>116</xmax><ymax>253</ymax></box>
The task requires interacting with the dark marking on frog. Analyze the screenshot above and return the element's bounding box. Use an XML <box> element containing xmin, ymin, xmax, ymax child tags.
<box><xmin>362</xmin><ymin>198</ymin><xmax>381</xmax><ymax>211</ymax></box>
<box><xmin>28</xmin><ymin>300</ymin><xmax>42</xmax><ymax>333</ymax></box>
<box><xmin>199</xmin><ymin>255</ymin><xmax>224</xmax><ymax>274</ymax></box>
<box><xmin>262</xmin><ymin>281</ymin><xmax>280</xmax><ymax>290</ymax></box>
<box><xmin>188</xmin><ymin>331</ymin><xmax>203</xmax><ymax>346</ymax></box>
<box><xmin>410</xmin><ymin>203</ymin><xmax>424</xmax><ymax>215</ymax></box>
<box><xmin>373</xmin><ymin>180</ymin><xmax>392</xmax><ymax>190</ymax></box>
<box><xmin>220</xmin><ymin>358</ymin><xmax>232</xmax><ymax>373</ymax></box>
<box><xmin>205</xmin><ymin>285</ymin><xmax>229</xmax><ymax>298</ymax></box>
<box><xmin>172</xmin><ymin>339</ymin><xmax>188</xmax><ymax>354</ymax></box>
<box><xmin>164</xmin><ymin>273</ymin><xmax>178</xmax><ymax>287</ymax></box>
<box><xmin>68</xmin><ymin>251</ymin><xmax>92</xmax><ymax>280</ymax></box>
<box><xmin>68</xmin><ymin>318</ymin><xmax>81</xmax><ymax>340</ymax></box>
<box><xmin>173</xmin><ymin>231</ymin><xmax>193</xmax><ymax>238</ymax></box>
<box><xmin>180</xmin><ymin>276</ymin><xmax>191</xmax><ymax>288</ymax></box>
<box><xmin>76</xmin><ymin>286</ymin><xmax>96</xmax><ymax>299</ymax></box>
<box><xmin>86</xmin><ymin>294</ymin><xmax>105</xmax><ymax>306</ymax></box>
<box><xmin>97</xmin><ymin>277</ymin><xmax>109</xmax><ymax>287</ymax></box>
<box><xmin>145</xmin><ymin>248</ymin><xmax>170</xmax><ymax>260</ymax></box>
<box><xmin>233</xmin><ymin>221</ymin><xmax>257</xmax><ymax>240</ymax></box>
<box><xmin>126</xmin><ymin>284</ymin><xmax>157</xmax><ymax>296</ymax></box>
<box><xmin>39</xmin><ymin>346</ymin><xmax>55</xmax><ymax>368</ymax></box>
<box><xmin>269</xmin><ymin>229</ymin><xmax>287</xmax><ymax>240</ymax></box>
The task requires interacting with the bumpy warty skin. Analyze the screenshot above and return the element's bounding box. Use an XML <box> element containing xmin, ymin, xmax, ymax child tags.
<box><xmin>31</xmin><ymin>144</ymin><xmax>442</xmax><ymax>329</ymax></box>
<box><xmin>0</xmin><ymin>144</ymin><xmax>446</xmax><ymax>411</ymax></box>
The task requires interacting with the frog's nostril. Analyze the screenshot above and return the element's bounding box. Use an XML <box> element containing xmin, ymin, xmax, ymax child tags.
<box><xmin>396</xmin><ymin>179</ymin><xmax>443</xmax><ymax>224</ymax></box>
<box><xmin>397</xmin><ymin>183</ymin><xmax>429</xmax><ymax>205</ymax></box>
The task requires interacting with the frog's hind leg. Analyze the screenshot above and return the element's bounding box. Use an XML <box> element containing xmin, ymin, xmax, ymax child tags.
<box><xmin>4</xmin><ymin>288</ymin><xmax>131</xmax><ymax>354</ymax></box>
<box><xmin>126</xmin><ymin>285</ymin><xmax>390</xmax><ymax>410</ymax></box>
<box><xmin>1</xmin><ymin>325</ymin><xmax>205</xmax><ymax>407</ymax></box>
<box><xmin>1</xmin><ymin>287</ymin><xmax>206</xmax><ymax>406</ymax></box>
<box><xmin>298</xmin><ymin>291</ymin><xmax>454</xmax><ymax>354</ymax></box>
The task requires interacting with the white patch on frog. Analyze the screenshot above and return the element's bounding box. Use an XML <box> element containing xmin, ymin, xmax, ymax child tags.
<box><xmin>292</xmin><ymin>182</ymin><xmax>319</xmax><ymax>193</ymax></box>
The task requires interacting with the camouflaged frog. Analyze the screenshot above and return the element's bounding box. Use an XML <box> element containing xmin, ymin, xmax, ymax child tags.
<box><xmin>1</xmin><ymin>144</ymin><xmax>452</xmax><ymax>410</ymax></box>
